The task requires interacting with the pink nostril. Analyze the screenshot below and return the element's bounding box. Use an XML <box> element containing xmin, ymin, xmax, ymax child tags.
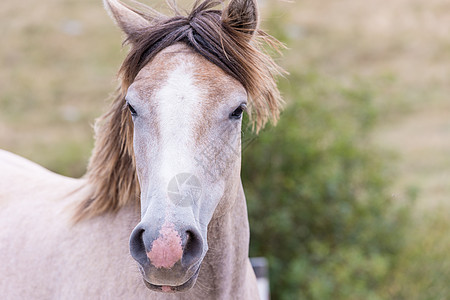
<box><xmin>146</xmin><ymin>222</ymin><xmax>183</xmax><ymax>269</ymax></box>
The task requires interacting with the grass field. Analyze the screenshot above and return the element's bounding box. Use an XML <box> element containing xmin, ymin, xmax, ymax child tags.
<box><xmin>1</xmin><ymin>0</ymin><xmax>449</xmax><ymax>298</ymax></box>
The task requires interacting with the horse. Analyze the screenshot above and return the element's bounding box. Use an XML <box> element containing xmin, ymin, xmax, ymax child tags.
<box><xmin>0</xmin><ymin>0</ymin><xmax>283</xmax><ymax>298</ymax></box>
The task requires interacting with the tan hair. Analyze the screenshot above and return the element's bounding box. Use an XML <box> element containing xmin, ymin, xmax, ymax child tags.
<box><xmin>74</xmin><ymin>0</ymin><xmax>285</xmax><ymax>221</ymax></box>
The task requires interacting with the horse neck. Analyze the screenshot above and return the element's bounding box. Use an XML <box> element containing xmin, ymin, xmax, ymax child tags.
<box><xmin>193</xmin><ymin>181</ymin><xmax>253</xmax><ymax>297</ymax></box>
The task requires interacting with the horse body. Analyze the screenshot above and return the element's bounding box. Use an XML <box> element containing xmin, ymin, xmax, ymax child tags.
<box><xmin>0</xmin><ymin>150</ymin><xmax>257</xmax><ymax>299</ymax></box>
<box><xmin>0</xmin><ymin>0</ymin><xmax>283</xmax><ymax>298</ymax></box>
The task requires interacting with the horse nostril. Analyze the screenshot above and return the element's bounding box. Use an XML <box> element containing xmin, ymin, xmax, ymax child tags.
<box><xmin>129</xmin><ymin>226</ymin><xmax>148</xmax><ymax>266</ymax></box>
<box><xmin>182</xmin><ymin>229</ymin><xmax>203</xmax><ymax>267</ymax></box>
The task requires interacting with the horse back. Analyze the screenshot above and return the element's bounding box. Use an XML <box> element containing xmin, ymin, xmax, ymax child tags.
<box><xmin>0</xmin><ymin>149</ymin><xmax>82</xmax><ymax>204</ymax></box>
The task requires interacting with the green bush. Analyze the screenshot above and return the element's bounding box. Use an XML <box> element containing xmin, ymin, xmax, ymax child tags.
<box><xmin>242</xmin><ymin>72</ymin><xmax>410</xmax><ymax>299</ymax></box>
<box><xmin>385</xmin><ymin>208</ymin><xmax>450</xmax><ymax>300</ymax></box>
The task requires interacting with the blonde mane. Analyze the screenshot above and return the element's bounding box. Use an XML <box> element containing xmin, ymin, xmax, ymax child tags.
<box><xmin>75</xmin><ymin>0</ymin><xmax>284</xmax><ymax>221</ymax></box>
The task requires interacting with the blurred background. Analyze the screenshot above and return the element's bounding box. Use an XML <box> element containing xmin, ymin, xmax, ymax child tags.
<box><xmin>1</xmin><ymin>0</ymin><xmax>449</xmax><ymax>299</ymax></box>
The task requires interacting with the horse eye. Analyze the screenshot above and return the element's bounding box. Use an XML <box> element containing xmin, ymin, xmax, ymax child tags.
<box><xmin>127</xmin><ymin>103</ymin><xmax>137</xmax><ymax>116</ymax></box>
<box><xmin>230</xmin><ymin>104</ymin><xmax>246</xmax><ymax>120</ymax></box>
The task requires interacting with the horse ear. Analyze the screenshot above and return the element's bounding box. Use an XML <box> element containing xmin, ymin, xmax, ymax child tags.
<box><xmin>222</xmin><ymin>0</ymin><xmax>259</xmax><ymax>37</ymax></box>
<box><xmin>103</xmin><ymin>0</ymin><xmax>151</xmax><ymax>36</ymax></box>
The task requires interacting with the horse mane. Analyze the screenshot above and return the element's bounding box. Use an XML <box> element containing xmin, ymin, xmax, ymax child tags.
<box><xmin>74</xmin><ymin>0</ymin><xmax>285</xmax><ymax>221</ymax></box>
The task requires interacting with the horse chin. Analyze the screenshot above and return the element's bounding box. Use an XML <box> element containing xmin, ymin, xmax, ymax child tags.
<box><xmin>142</xmin><ymin>267</ymin><xmax>200</xmax><ymax>293</ymax></box>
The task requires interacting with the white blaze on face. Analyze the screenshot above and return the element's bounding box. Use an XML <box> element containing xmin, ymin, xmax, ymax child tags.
<box><xmin>156</xmin><ymin>62</ymin><xmax>202</xmax><ymax>185</ymax></box>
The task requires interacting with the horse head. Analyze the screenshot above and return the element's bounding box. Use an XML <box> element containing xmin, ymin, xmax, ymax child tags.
<box><xmin>79</xmin><ymin>0</ymin><xmax>283</xmax><ymax>293</ymax></box>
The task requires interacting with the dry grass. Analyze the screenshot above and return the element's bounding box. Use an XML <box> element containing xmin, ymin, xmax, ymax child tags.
<box><xmin>0</xmin><ymin>0</ymin><xmax>125</xmax><ymax>176</ymax></box>
<box><xmin>261</xmin><ymin>0</ymin><xmax>450</xmax><ymax>212</ymax></box>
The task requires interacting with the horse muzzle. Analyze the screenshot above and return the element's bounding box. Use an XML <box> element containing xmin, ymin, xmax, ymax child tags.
<box><xmin>142</xmin><ymin>266</ymin><xmax>201</xmax><ymax>293</ymax></box>
<box><xmin>129</xmin><ymin>220</ymin><xmax>204</xmax><ymax>292</ymax></box>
